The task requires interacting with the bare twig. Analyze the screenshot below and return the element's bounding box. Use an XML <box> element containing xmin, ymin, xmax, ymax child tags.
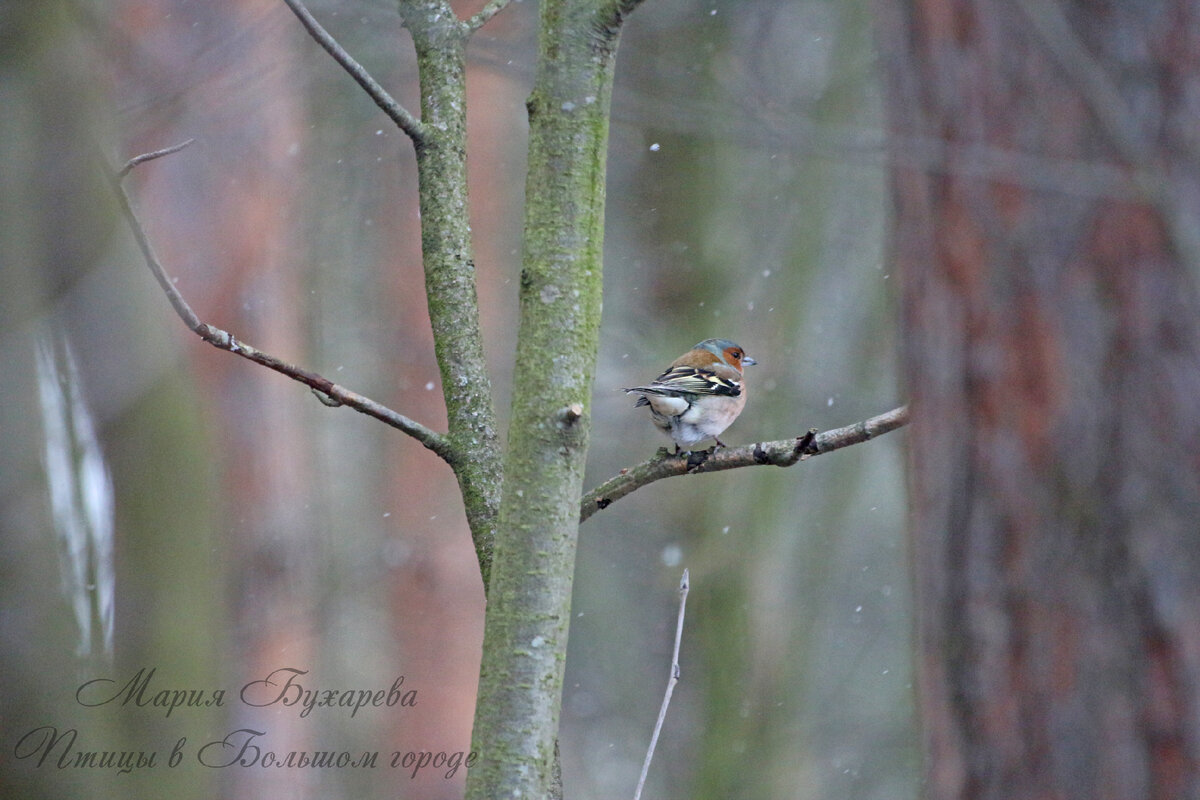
<box><xmin>465</xmin><ymin>0</ymin><xmax>512</xmax><ymax>32</ymax></box>
<box><xmin>582</xmin><ymin>405</ymin><xmax>909</xmax><ymax>522</ymax></box>
<box><xmin>111</xmin><ymin>142</ymin><xmax>204</xmax><ymax>331</ymax></box>
<box><xmin>280</xmin><ymin>0</ymin><xmax>425</xmax><ymax>143</ymax></box>
<box><xmin>118</xmin><ymin>138</ymin><xmax>196</xmax><ymax>179</ymax></box>
<box><xmin>634</xmin><ymin>568</ymin><xmax>690</xmax><ymax>800</ymax></box>
<box><xmin>112</xmin><ymin>145</ymin><xmax>456</xmax><ymax>464</ymax></box>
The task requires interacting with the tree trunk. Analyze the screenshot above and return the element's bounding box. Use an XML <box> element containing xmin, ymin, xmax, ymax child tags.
<box><xmin>876</xmin><ymin>2</ymin><xmax>1200</xmax><ymax>798</ymax></box>
<box><xmin>466</xmin><ymin>1</ymin><xmax>638</xmax><ymax>797</ymax></box>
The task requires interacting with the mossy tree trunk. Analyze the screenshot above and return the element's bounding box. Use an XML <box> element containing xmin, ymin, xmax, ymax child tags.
<box><xmin>465</xmin><ymin>2</ymin><xmax>640</xmax><ymax>797</ymax></box>
<box><xmin>132</xmin><ymin>0</ymin><xmax>641</xmax><ymax>794</ymax></box>
<box><xmin>391</xmin><ymin>0</ymin><xmax>643</xmax><ymax>795</ymax></box>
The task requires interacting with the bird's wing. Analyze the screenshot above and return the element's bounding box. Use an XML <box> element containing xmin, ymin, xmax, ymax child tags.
<box><xmin>626</xmin><ymin>365</ymin><xmax>742</xmax><ymax>398</ymax></box>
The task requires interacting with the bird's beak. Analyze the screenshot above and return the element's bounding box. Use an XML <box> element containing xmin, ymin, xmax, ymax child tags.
<box><xmin>743</xmin><ymin>355</ymin><xmax>757</xmax><ymax>366</ymax></box>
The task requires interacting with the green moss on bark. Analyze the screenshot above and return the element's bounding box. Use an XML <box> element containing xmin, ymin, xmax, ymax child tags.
<box><xmin>465</xmin><ymin>1</ymin><xmax>629</xmax><ymax>796</ymax></box>
<box><xmin>399</xmin><ymin>1</ymin><xmax>502</xmax><ymax>589</ymax></box>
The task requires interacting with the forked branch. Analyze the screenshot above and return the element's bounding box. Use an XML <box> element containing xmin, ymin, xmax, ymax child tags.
<box><xmin>581</xmin><ymin>404</ymin><xmax>910</xmax><ymax>522</ymax></box>
<box><xmin>112</xmin><ymin>142</ymin><xmax>456</xmax><ymax>464</ymax></box>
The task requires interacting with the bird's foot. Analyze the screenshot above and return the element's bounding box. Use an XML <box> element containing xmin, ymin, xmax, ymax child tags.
<box><xmin>684</xmin><ymin>448</ymin><xmax>714</xmax><ymax>473</ymax></box>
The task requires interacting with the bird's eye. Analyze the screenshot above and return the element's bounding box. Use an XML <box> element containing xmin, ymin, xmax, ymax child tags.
<box><xmin>730</xmin><ymin>350</ymin><xmax>742</xmax><ymax>360</ymax></box>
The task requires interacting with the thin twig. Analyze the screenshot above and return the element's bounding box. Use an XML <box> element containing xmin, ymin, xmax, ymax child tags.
<box><xmin>634</xmin><ymin>568</ymin><xmax>690</xmax><ymax>800</ymax></box>
<box><xmin>111</xmin><ymin>143</ymin><xmax>204</xmax><ymax>331</ymax></box>
<box><xmin>280</xmin><ymin>0</ymin><xmax>425</xmax><ymax>143</ymax></box>
<box><xmin>465</xmin><ymin>0</ymin><xmax>512</xmax><ymax>32</ymax></box>
<box><xmin>112</xmin><ymin>145</ymin><xmax>456</xmax><ymax>463</ymax></box>
<box><xmin>118</xmin><ymin>138</ymin><xmax>195</xmax><ymax>179</ymax></box>
<box><xmin>582</xmin><ymin>405</ymin><xmax>909</xmax><ymax>522</ymax></box>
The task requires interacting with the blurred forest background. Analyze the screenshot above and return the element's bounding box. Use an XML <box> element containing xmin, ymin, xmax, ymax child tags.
<box><xmin>0</xmin><ymin>1</ymin><xmax>910</xmax><ymax>799</ymax></box>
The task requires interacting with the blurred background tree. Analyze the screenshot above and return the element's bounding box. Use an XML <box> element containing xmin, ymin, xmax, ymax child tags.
<box><xmin>877</xmin><ymin>2</ymin><xmax>1200</xmax><ymax>798</ymax></box>
<box><xmin>1</xmin><ymin>1</ymin><xmax>909</xmax><ymax>799</ymax></box>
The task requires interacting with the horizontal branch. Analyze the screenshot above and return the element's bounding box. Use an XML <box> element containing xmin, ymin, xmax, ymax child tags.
<box><xmin>112</xmin><ymin>142</ymin><xmax>456</xmax><ymax>464</ymax></box>
<box><xmin>281</xmin><ymin>0</ymin><xmax>425</xmax><ymax>142</ymax></box>
<box><xmin>580</xmin><ymin>404</ymin><xmax>909</xmax><ymax>522</ymax></box>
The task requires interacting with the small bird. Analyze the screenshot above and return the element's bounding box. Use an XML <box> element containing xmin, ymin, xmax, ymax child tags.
<box><xmin>624</xmin><ymin>338</ymin><xmax>756</xmax><ymax>452</ymax></box>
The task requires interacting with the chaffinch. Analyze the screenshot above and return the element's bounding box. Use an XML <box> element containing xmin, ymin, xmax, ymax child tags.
<box><xmin>624</xmin><ymin>338</ymin><xmax>756</xmax><ymax>452</ymax></box>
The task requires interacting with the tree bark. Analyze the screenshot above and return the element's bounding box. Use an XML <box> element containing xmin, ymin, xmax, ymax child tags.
<box><xmin>399</xmin><ymin>0</ymin><xmax>504</xmax><ymax>590</ymax></box>
<box><xmin>465</xmin><ymin>1</ymin><xmax>640</xmax><ymax>796</ymax></box>
<box><xmin>877</xmin><ymin>2</ymin><xmax>1200</xmax><ymax>798</ymax></box>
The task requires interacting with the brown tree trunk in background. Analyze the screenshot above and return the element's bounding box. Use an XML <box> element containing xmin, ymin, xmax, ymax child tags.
<box><xmin>876</xmin><ymin>2</ymin><xmax>1200</xmax><ymax>798</ymax></box>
